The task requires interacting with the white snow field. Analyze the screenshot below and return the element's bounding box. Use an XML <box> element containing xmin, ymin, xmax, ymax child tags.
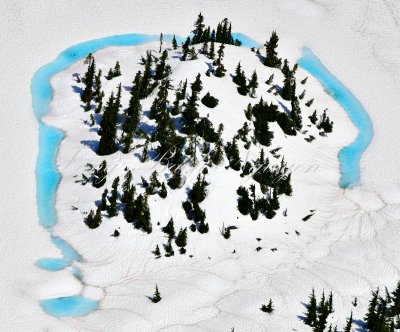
<box><xmin>1</xmin><ymin>1</ymin><xmax>400</xmax><ymax>331</ymax></box>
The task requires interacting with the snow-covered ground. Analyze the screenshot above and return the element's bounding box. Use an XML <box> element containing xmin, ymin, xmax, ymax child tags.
<box><xmin>1</xmin><ymin>1</ymin><xmax>400</xmax><ymax>331</ymax></box>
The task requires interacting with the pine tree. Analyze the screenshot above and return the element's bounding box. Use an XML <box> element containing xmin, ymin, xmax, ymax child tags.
<box><xmin>248</xmin><ymin>70</ymin><xmax>259</xmax><ymax>98</ymax></box>
<box><xmin>107</xmin><ymin>177</ymin><xmax>119</xmax><ymax>217</ymax></box>
<box><xmin>237</xmin><ymin>186</ymin><xmax>253</xmax><ymax>215</ymax></box>
<box><xmin>100</xmin><ymin>188</ymin><xmax>108</xmax><ymax>211</ymax></box>
<box><xmin>140</xmin><ymin>51</ymin><xmax>153</xmax><ymax>98</ymax></box>
<box><xmin>93</xmin><ymin>69</ymin><xmax>102</xmax><ymax>103</ymax></box>
<box><xmin>190</xmin><ymin>174</ymin><xmax>209</xmax><ymax>204</ymax></box>
<box><xmin>159</xmin><ymin>182</ymin><xmax>168</xmax><ymax>198</ymax></box>
<box><xmin>201</xmin><ymin>40</ymin><xmax>208</xmax><ymax>54</ymax></box>
<box><xmin>152</xmin><ymin>285</ymin><xmax>162</xmax><ymax>303</ymax></box>
<box><xmin>181</xmin><ymin>74</ymin><xmax>202</xmax><ymax>134</ymax></box>
<box><xmin>181</xmin><ymin>37</ymin><xmax>191</xmax><ymax>61</ymax></box>
<box><xmin>208</xmin><ymin>39</ymin><xmax>215</xmax><ymax>59</ymax></box>
<box><xmin>344</xmin><ymin>311</ymin><xmax>353</xmax><ymax>332</ymax></box>
<box><xmin>281</xmin><ymin>60</ymin><xmax>298</xmax><ymax>101</ymax></box>
<box><xmin>154</xmin><ymin>244</ymin><xmax>161</xmax><ymax>258</ymax></box>
<box><xmin>98</xmin><ymin>92</ymin><xmax>118</xmax><ymax>155</ymax></box>
<box><xmin>113</xmin><ymin>61</ymin><xmax>121</xmax><ymax>77</ymax></box>
<box><xmin>305</xmin><ymin>288</ymin><xmax>317</xmax><ymax>326</ymax></box>
<box><xmin>162</xmin><ymin>218</ymin><xmax>175</xmax><ymax>240</ymax></box>
<box><xmin>391</xmin><ymin>281</ymin><xmax>400</xmax><ymax>317</ymax></box>
<box><xmin>164</xmin><ymin>239</ymin><xmax>174</xmax><ymax>257</ymax></box>
<box><xmin>261</xmin><ymin>299</ymin><xmax>274</xmax><ymax>313</ymax></box>
<box><xmin>159</xmin><ymin>32</ymin><xmax>163</xmax><ymax>52</ymax></box>
<box><xmin>266</xmin><ymin>73</ymin><xmax>274</xmax><ymax>85</ymax></box>
<box><xmin>168</xmin><ymin>168</ymin><xmax>182</xmax><ymax>189</ymax></box>
<box><xmin>155</xmin><ymin>49</ymin><xmax>170</xmax><ymax>80</ymax></box>
<box><xmin>92</xmin><ymin>160</ymin><xmax>107</xmax><ymax>188</ymax></box>
<box><xmin>225</xmin><ymin>138</ymin><xmax>241</xmax><ymax>171</ymax></box>
<box><xmin>175</xmin><ymin>227</ymin><xmax>187</xmax><ymax>254</ymax></box>
<box><xmin>264</xmin><ymin>31</ymin><xmax>282</xmax><ymax>68</ymax></box>
<box><xmin>121</xmin><ymin>169</ymin><xmax>134</xmax><ymax>204</ymax></box>
<box><xmin>87</xmin><ymin>206</ymin><xmax>102</xmax><ymax>229</ymax></box>
<box><xmin>291</xmin><ymin>95</ymin><xmax>302</xmax><ymax>130</ymax></box>
<box><xmin>172</xmin><ymin>35</ymin><xmax>178</xmax><ymax>50</ymax></box>
<box><xmin>365</xmin><ymin>288</ymin><xmax>379</xmax><ymax>329</ymax></box>
<box><xmin>309</xmin><ymin>110</ymin><xmax>318</xmax><ymax>124</ymax></box>
<box><xmin>81</xmin><ymin>58</ymin><xmax>96</xmax><ymax>104</ymax></box>
<box><xmin>192</xmin><ymin>12</ymin><xmax>205</xmax><ymax>44</ymax></box>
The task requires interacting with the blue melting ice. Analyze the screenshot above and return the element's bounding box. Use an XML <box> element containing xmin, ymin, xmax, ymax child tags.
<box><xmin>299</xmin><ymin>48</ymin><xmax>373</xmax><ymax>188</ymax></box>
<box><xmin>39</xmin><ymin>296</ymin><xmax>99</xmax><ymax>317</ymax></box>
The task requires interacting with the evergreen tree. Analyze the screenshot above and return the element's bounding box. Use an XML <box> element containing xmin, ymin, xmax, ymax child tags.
<box><xmin>162</xmin><ymin>218</ymin><xmax>175</xmax><ymax>240</ymax></box>
<box><xmin>190</xmin><ymin>174</ymin><xmax>209</xmax><ymax>204</ymax></box>
<box><xmin>281</xmin><ymin>59</ymin><xmax>298</xmax><ymax>101</ymax></box>
<box><xmin>175</xmin><ymin>227</ymin><xmax>187</xmax><ymax>254</ymax></box>
<box><xmin>344</xmin><ymin>311</ymin><xmax>353</xmax><ymax>332</ymax></box>
<box><xmin>164</xmin><ymin>239</ymin><xmax>175</xmax><ymax>257</ymax></box>
<box><xmin>154</xmin><ymin>244</ymin><xmax>161</xmax><ymax>258</ymax></box>
<box><xmin>181</xmin><ymin>74</ymin><xmax>202</xmax><ymax>134</ymax></box>
<box><xmin>225</xmin><ymin>138</ymin><xmax>241</xmax><ymax>171</ymax></box>
<box><xmin>237</xmin><ymin>186</ymin><xmax>253</xmax><ymax>215</ymax></box>
<box><xmin>201</xmin><ymin>40</ymin><xmax>208</xmax><ymax>54</ymax></box>
<box><xmin>309</xmin><ymin>110</ymin><xmax>318</xmax><ymax>124</ymax></box>
<box><xmin>92</xmin><ymin>160</ymin><xmax>107</xmax><ymax>188</ymax></box>
<box><xmin>208</xmin><ymin>39</ymin><xmax>215</xmax><ymax>59</ymax></box>
<box><xmin>121</xmin><ymin>169</ymin><xmax>134</xmax><ymax>204</ymax></box>
<box><xmin>100</xmin><ymin>188</ymin><xmax>108</xmax><ymax>211</ymax></box>
<box><xmin>181</xmin><ymin>37</ymin><xmax>191</xmax><ymax>61</ymax></box>
<box><xmin>93</xmin><ymin>69</ymin><xmax>103</xmax><ymax>103</ymax></box>
<box><xmin>86</xmin><ymin>206</ymin><xmax>102</xmax><ymax>229</ymax></box>
<box><xmin>152</xmin><ymin>285</ymin><xmax>162</xmax><ymax>303</ymax></box>
<box><xmin>98</xmin><ymin>92</ymin><xmax>118</xmax><ymax>155</ymax></box>
<box><xmin>168</xmin><ymin>168</ymin><xmax>182</xmax><ymax>189</ymax></box>
<box><xmin>140</xmin><ymin>51</ymin><xmax>153</xmax><ymax>98</ymax></box>
<box><xmin>107</xmin><ymin>177</ymin><xmax>119</xmax><ymax>217</ymax></box>
<box><xmin>305</xmin><ymin>288</ymin><xmax>318</xmax><ymax>326</ymax></box>
<box><xmin>263</xmin><ymin>31</ymin><xmax>282</xmax><ymax>68</ymax></box>
<box><xmin>155</xmin><ymin>49</ymin><xmax>171</xmax><ymax>80</ymax></box>
<box><xmin>172</xmin><ymin>35</ymin><xmax>178</xmax><ymax>50</ymax></box>
<box><xmin>266</xmin><ymin>73</ymin><xmax>274</xmax><ymax>85</ymax></box>
<box><xmin>191</xmin><ymin>12</ymin><xmax>205</xmax><ymax>44</ymax></box>
<box><xmin>113</xmin><ymin>61</ymin><xmax>121</xmax><ymax>77</ymax></box>
<box><xmin>81</xmin><ymin>58</ymin><xmax>96</xmax><ymax>104</ymax></box>
<box><xmin>159</xmin><ymin>32</ymin><xmax>163</xmax><ymax>53</ymax></box>
<box><xmin>261</xmin><ymin>299</ymin><xmax>274</xmax><ymax>313</ymax></box>
<box><xmin>252</xmin><ymin>99</ymin><xmax>275</xmax><ymax>146</ymax></box>
<box><xmin>365</xmin><ymin>288</ymin><xmax>379</xmax><ymax>330</ymax></box>
<box><xmin>159</xmin><ymin>182</ymin><xmax>168</xmax><ymax>198</ymax></box>
<box><xmin>291</xmin><ymin>95</ymin><xmax>302</xmax><ymax>130</ymax></box>
<box><xmin>248</xmin><ymin>70</ymin><xmax>258</xmax><ymax>98</ymax></box>
<box><xmin>391</xmin><ymin>281</ymin><xmax>400</xmax><ymax>317</ymax></box>
<box><xmin>125</xmin><ymin>194</ymin><xmax>152</xmax><ymax>233</ymax></box>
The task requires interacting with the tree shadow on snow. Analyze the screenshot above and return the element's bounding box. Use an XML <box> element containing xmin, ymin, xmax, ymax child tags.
<box><xmin>81</xmin><ymin>140</ymin><xmax>99</xmax><ymax>153</ymax></box>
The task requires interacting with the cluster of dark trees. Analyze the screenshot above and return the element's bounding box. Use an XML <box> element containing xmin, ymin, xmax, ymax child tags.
<box><xmin>154</xmin><ymin>218</ymin><xmax>188</xmax><ymax>257</ymax></box>
<box><xmin>182</xmin><ymin>173</ymin><xmax>210</xmax><ymax>234</ymax></box>
<box><xmin>105</xmin><ymin>61</ymin><xmax>121</xmax><ymax>80</ymax></box>
<box><xmin>190</xmin><ymin>13</ymin><xmax>242</xmax><ymax>47</ymax></box>
<box><xmin>235</xmin><ymin>149</ymin><xmax>291</xmax><ymax>221</ymax></box>
<box><xmin>303</xmin><ymin>289</ymin><xmax>335</xmax><ymax>331</ymax></box>
<box><xmin>302</xmin><ymin>282</ymin><xmax>400</xmax><ymax>332</ymax></box>
<box><xmin>363</xmin><ymin>283</ymin><xmax>400</xmax><ymax>331</ymax></box>
<box><xmin>309</xmin><ymin>109</ymin><xmax>334</xmax><ymax>135</ymax></box>
<box><xmin>232</xmin><ymin>62</ymin><xmax>259</xmax><ymax>97</ymax></box>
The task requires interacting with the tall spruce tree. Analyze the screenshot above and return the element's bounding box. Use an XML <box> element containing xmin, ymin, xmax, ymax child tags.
<box><xmin>172</xmin><ymin>35</ymin><xmax>178</xmax><ymax>50</ymax></box>
<box><xmin>304</xmin><ymin>288</ymin><xmax>317</xmax><ymax>326</ymax></box>
<box><xmin>92</xmin><ymin>160</ymin><xmax>107</xmax><ymax>188</ymax></box>
<box><xmin>248</xmin><ymin>70</ymin><xmax>259</xmax><ymax>98</ymax></box>
<box><xmin>192</xmin><ymin>12</ymin><xmax>205</xmax><ymax>44</ymax></box>
<box><xmin>263</xmin><ymin>31</ymin><xmax>282</xmax><ymax>68</ymax></box>
<box><xmin>107</xmin><ymin>177</ymin><xmax>120</xmax><ymax>217</ymax></box>
<box><xmin>98</xmin><ymin>92</ymin><xmax>118</xmax><ymax>155</ymax></box>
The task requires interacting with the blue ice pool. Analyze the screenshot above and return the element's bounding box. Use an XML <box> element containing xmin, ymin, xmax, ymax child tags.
<box><xmin>39</xmin><ymin>296</ymin><xmax>99</xmax><ymax>317</ymax></box>
<box><xmin>299</xmin><ymin>48</ymin><xmax>373</xmax><ymax>188</ymax></box>
<box><xmin>32</xmin><ymin>32</ymin><xmax>258</xmax><ymax>317</ymax></box>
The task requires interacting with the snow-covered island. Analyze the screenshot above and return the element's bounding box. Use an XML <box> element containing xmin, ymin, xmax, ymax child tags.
<box><xmin>42</xmin><ymin>14</ymin><xmax>400</xmax><ymax>331</ymax></box>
